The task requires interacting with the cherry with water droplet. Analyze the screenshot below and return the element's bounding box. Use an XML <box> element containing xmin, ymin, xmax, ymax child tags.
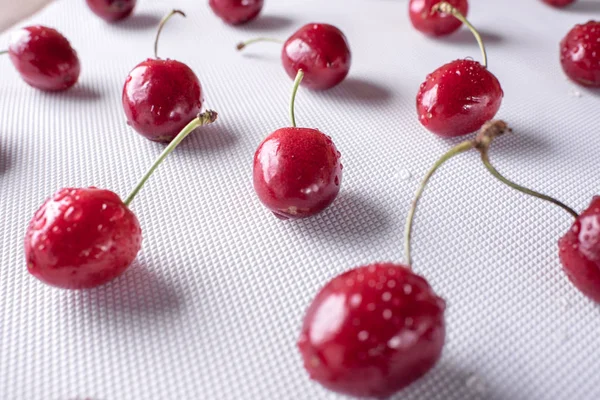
<box><xmin>122</xmin><ymin>10</ymin><xmax>204</xmax><ymax>142</ymax></box>
<box><xmin>409</xmin><ymin>0</ymin><xmax>469</xmax><ymax>37</ymax></box>
<box><xmin>24</xmin><ymin>111</ymin><xmax>218</xmax><ymax>289</ymax></box>
<box><xmin>542</xmin><ymin>0</ymin><xmax>576</xmax><ymax>7</ymax></box>
<box><xmin>237</xmin><ymin>23</ymin><xmax>351</xmax><ymax>90</ymax></box>
<box><xmin>416</xmin><ymin>2</ymin><xmax>503</xmax><ymax>137</ymax></box>
<box><xmin>1</xmin><ymin>26</ymin><xmax>80</xmax><ymax>91</ymax></box>
<box><xmin>86</xmin><ymin>0</ymin><xmax>137</xmax><ymax>22</ymax></box>
<box><xmin>560</xmin><ymin>20</ymin><xmax>600</xmax><ymax>88</ymax></box>
<box><xmin>209</xmin><ymin>0</ymin><xmax>264</xmax><ymax>25</ymax></box>
<box><xmin>253</xmin><ymin>70</ymin><xmax>342</xmax><ymax>220</ymax></box>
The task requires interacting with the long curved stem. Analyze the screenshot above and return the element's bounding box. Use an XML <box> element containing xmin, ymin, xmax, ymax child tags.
<box><xmin>290</xmin><ymin>69</ymin><xmax>304</xmax><ymax>128</ymax></box>
<box><xmin>124</xmin><ymin>110</ymin><xmax>218</xmax><ymax>207</ymax></box>
<box><xmin>236</xmin><ymin>37</ymin><xmax>284</xmax><ymax>51</ymax></box>
<box><xmin>0</xmin><ymin>50</ymin><xmax>8</xmax><ymax>56</ymax></box>
<box><xmin>154</xmin><ymin>9</ymin><xmax>186</xmax><ymax>59</ymax></box>
<box><xmin>404</xmin><ymin>140</ymin><xmax>475</xmax><ymax>266</ymax></box>
<box><xmin>479</xmin><ymin>148</ymin><xmax>578</xmax><ymax>219</ymax></box>
<box><xmin>432</xmin><ymin>2</ymin><xmax>488</xmax><ymax>68</ymax></box>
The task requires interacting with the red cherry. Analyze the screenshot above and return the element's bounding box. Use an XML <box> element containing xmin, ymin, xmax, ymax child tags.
<box><xmin>5</xmin><ymin>26</ymin><xmax>80</xmax><ymax>91</ymax></box>
<box><xmin>253</xmin><ymin>70</ymin><xmax>342</xmax><ymax>219</ymax></box>
<box><xmin>543</xmin><ymin>0</ymin><xmax>576</xmax><ymax>7</ymax></box>
<box><xmin>560</xmin><ymin>21</ymin><xmax>600</xmax><ymax>88</ymax></box>
<box><xmin>409</xmin><ymin>0</ymin><xmax>469</xmax><ymax>37</ymax></box>
<box><xmin>417</xmin><ymin>59</ymin><xmax>503</xmax><ymax>137</ymax></box>
<box><xmin>238</xmin><ymin>23</ymin><xmax>351</xmax><ymax>91</ymax></box>
<box><xmin>25</xmin><ymin>188</ymin><xmax>141</xmax><ymax>289</ymax></box>
<box><xmin>122</xmin><ymin>10</ymin><xmax>204</xmax><ymax>143</ymax></box>
<box><xmin>86</xmin><ymin>0</ymin><xmax>136</xmax><ymax>21</ymax></box>
<box><xmin>298</xmin><ymin>263</ymin><xmax>445</xmax><ymax>398</ymax></box>
<box><xmin>559</xmin><ymin>197</ymin><xmax>600</xmax><ymax>303</ymax></box>
<box><xmin>209</xmin><ymin>0</ymin><xmax>263</xmax><ymax>25</ymax></box>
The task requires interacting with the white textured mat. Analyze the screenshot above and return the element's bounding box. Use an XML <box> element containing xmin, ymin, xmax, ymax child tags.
<box><xmin>1</xmin><ymin>1</ymin><xmax>600</xmax><ymax>399</ymax></box>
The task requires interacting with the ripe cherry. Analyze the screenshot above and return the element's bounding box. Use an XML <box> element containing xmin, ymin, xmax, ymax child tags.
<box><xmin>237</xmin><ymin>23</ymin><xmax>351</xmax><ymax>90</ymax></box>
<box><xmin>560</xmin><ymin>21</ymin><xmax>600</xmax><ymax>88</ymax></box>
<box><xmin>122</xmin><ymin>10</ymin><xmax>204</xmax><ymax>142</ymax></box>
<box><xmin>86</xmin><ymin>0</ymin><xmax>136</xmax><ymax>22</ymax></box>
<box><xmin>409</xmin><ymin>0</ymin><xmax>469</xmax><ymax>37</ymax></box>
<box><xmin>298</xmin><ymin>263</ymin><xmax>445</xmax><ymax>398</ymax></box>
<box><xmin>24</xmin><ymin>110</ymin><xmax>218</xmax><ymax>289</ymax></box>
<box><xmin>209</xmin><ymin>0</ymin><xmax>264</xmax><ymax>25</ymax></box>
<box><xmin>253</xmin><ymin>70</ymin><xmax>342</xmax><ymax>220</ymax></box>
<box><xmin>542</xmin><ymin>0</ymin><xmax>576</xmax><ymax>7</ymax></box>
<box><xmin>416</xmin><ymin>2</ymin><xmax>503</xmax><ymax>138</ymax></box>
<box><xmin>1</xmin><ymin>26</ymin><xmax>80</xmax><ymax>91</ymax></box>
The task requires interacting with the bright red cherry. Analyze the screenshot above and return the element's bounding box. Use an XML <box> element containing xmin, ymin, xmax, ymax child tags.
<box><xmin>86</xmin><ymin>0</ymin><xmax>136</xmax><ymax>21</ymax></box>
<box><xmin>122</xmin><ymin>10</ymin><xmax>204</xmax><ymax>142</ymax></box>
<box><xmin>560</xmin><ymin>21</ymin><xmax>600</xmax><ymax>88</ymax></box>
<box><xmin>4</xmin><ymin>26</ymin><xmax>80</xmax><ymax>91</ymax></box>
<box><xmin>24</xmin><ymin>110</ymin><xmax>218</xmax><ymax>289</ymax></box>
<box><xmin>209</xmin><ymin>0</ymin><xmax>264</xmax><ymax>25</ymax></box>
<box><xmin>416</xmin><ymin>2</ymin><xmax>503</xmax><ymax>137</ymax></box>
<box><xmin>542</xmin><ymin>0</ymin><xmax>576</xmax><ymax>7</ymax></box>
<box><xmin>237</xmin><ymin>23</ymin><xmax>351</xmax><ymax>91</ymax></box>
<box><xmin>253</xmin><ymin>70</ymin><xmax>342</xmax><ymax>220</ymax></box>
<box><xmin>25</xmin><ymin>188</ymin><xmax>142</xmax><ymax>289</ymax></box>
<box><xmin>409</xmin><ymin>0</ymin><xmax>469</xmax><ymax>37</ymax></box>
<box><xmin>559</xmin><ymin>197</ymin><xmax>600</xmax><ymax>303</ymax></box>
<box><xmin>298</xmin><ymin>263</ymin><xmax>445</xmax><ymax>398</ymax></box>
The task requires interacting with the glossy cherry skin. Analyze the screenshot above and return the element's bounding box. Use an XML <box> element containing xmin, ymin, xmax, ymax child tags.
<box><xmin>122</xmin><ymin>59</ymin><xmax>203</xmax><ymax>142</ymax></box>
<box><xmin>560</xmin><ymin>21</ymin><xmax>600</xmax><ymax>88</ymax></box>
<box><xmin>253</xmin><ymin>127</ymin><xmax>342</xmax><ymax>220</ymax></box>
<box><xmin>417</xmin><ymin>59</ymin><xmax>503</xmax><ymax>138</ymax></box>
<box><xmin>298</xmin><ymin>263</ymin><xmax>445</xmax><ymax>398</ymax></box>
<box><xmin>559</xmin><ymin>196</ymin><xmax>600</xmax><ymax>303</ymax></box>
<box><xmin>25</xmin><ymin>188</ymin><xmax>142</xmax><ymax>290</ymax></box>
<box><xmin>543</xmin><ymin>0</ymin><xmax>576</xmax><ymax>7</ymax></box>
<box><xmin>7</xmin><ymin>26</ymin><xmax>80</xmax><ymax>91</ymax></box>
<box><xmin>282</xmin><ymin>23</ymin><xmax>351</xmax><ymax>91</ymax></box>
<box><xmin>409</xmin><ymin>0</ymin><xmax>469</xmax><ymax>37</ymax></box>
<box><xmin>209</xmin><ymin>0</ymin><xmax>264</xmax><ymax>25</ymax></box>
<box><xmin>85</xmin><ymin>0</ymin><xmax>137</xmax><ymax>22</ymax></box>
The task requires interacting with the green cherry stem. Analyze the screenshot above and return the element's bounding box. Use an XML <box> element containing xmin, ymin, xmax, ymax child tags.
<box><xmin>290</xmin><ymin>69</ymin><xmax>304</xmax><ymax>128</ymax></box>
<box><xmin>236</xmin><ymin>37</ymin><xmax>284</xmax><ymax>51</ymax></box>
<box><xmin>404</xmin><ymin>140</ymin><xmax>475</xmax><ymax>266</ymax></box>
<box><xmin>124</xmin><ymin>110</ymin><xmax>218</xmax><ymax>207</ymax></box>
<box><xmin>154</xmin><ymin>9</ymin><xmax>186</xmax><ymax>59</ymax></box>
<box><xmin>478</xmin><ymin>144</ymin><xmax>579</xmax><ymax>220</ymax></box>
<box><xmin>432</xmin><ymin>1</ymin><xmax>488</xmax><ymax>68</ymax></box>
<box><xmin>0</xmin><ymin>50</ymin><xmax>8</xmax><ymax>56</ymax></box>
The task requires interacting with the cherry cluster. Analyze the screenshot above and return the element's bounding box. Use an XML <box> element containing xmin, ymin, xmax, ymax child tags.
<box><xmin>2</xmin><ymin>0</ymin><xmax>599</xmax><ymax>398</ymax></box>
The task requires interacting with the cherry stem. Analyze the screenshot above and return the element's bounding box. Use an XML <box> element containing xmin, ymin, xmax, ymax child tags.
<box><xmin>154</xmin><ymin>9</ymin><xmax>186</xmax><ymax>59</ymax></box>
<box><xmin>404</xmin><ymin>140</ymin><xmax>475</xmax><ymax>267</ymax></box>
<box><xmin>236</xmin><ymin>37</ymin><xmax>284</xmax><ymax>51</ymax></box>
<box><xmin>124</xmin><ymin>110</ymin><xmax>218</xmax><ymax>207</ymax></box>
<box><xmin>290</xmin><ymin>69</ymin><xmax>304</xmax><ymax>128</ymax></box>
<box><xmin>432</xmin><ymin>2</ymin><xmax>488</xmax><ymax>68</ymax></box>
<box><xmin>478</xmin><ymin>146</ymin><xmax>579</xmax><ymax>219</ymax></box>
<box><xmin>0</xmin><ymin>50</ymin><xmax>7</xmax><ymax>56</ymax></box>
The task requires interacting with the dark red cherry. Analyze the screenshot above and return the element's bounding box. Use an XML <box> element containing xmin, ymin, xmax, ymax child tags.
<box><xmin>543</xmin><ymin>0</ymin><xmax>576</xmax><ymax>7</ymax></box>
<box><xmin>123</xmin><ymin>59</ymin><xmax>203</xmax><ymax>142</ymax></box>
<box><xmin>209</xmin><ymin>0</ymin><xmax>264</xmax><ymax>25</ymax></box>
<box><xmin>417</xmin><ymin>59</ymin><xmax>503</xmax><ymax>137</ymax></box>
<box><xmin>298</xmin><ymin>263</ymin><xmax>446</xmax><ymax>398</ymax></box>
<box><xmin>559</xmin><ymin>196</ymin><xmax>600</xmax><ymax>303</ymax></box>
<box><xmin>560</xmin><ymin>21</ymin><xmax>600</xmax><ymax>88</ymax></box>
<box><xmin>122</xmin><ymin>10</ymin><xmax>204</xmax><ymax>142</ymax></box>
<box><xmin>282</xmin><ymin>23</ymin><xmax>351</xmax><ymax>90</ymax></box>
<box><xmin>86</xmin><ymin>0</ymin><xmax>136</xmax><ymax>21</ymax></box>
<box><xmin>6</xmin><ymin>25</ymin><xmax>80</xmax><ymax>91</ymax></box>
<box><xmin>409</xmin><ymin>0</ymin><xmax>469</xmax><ymax>36</ymax></box>
<box><xmin>25</xmin><ymin>188</ymin><xmax>142</xmax><ymax>289</ymax></box>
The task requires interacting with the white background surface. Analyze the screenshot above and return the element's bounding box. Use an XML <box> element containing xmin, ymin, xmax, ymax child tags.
<box><xmin>1</xmin><ymin>1</ymin><xmax>600</xmax><ymax>399</ymax></box>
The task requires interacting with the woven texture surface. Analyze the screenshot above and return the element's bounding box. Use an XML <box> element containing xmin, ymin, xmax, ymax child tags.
<box><xmin>2</xmin><ymin>1</ymin><xmax>600</xmax><ymax>399</ymax></box>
